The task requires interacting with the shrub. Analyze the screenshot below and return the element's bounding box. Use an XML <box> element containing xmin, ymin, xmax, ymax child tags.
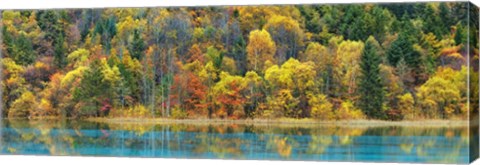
<box><xmin>171</xmin><ymin>106</ymin><xmax>188</xmax><ymax>119</ymax></box>
<box><xmin>109</xmin><ymin>104</ymin><xmax>153</xmax><ymax>118</ymax></box>
<box><xmin>32</xmin><ymin>98</ymin><xmax>54</xmax><ymax>117</ymax></box>
<box><xmin>398</xmin><ymin>93</ymin><xmax>415</xmax><ymax>120</ymax></box>
<box><xmin>336</xmin><ymin>100</ymin><xmax>364</xmax><ymax>120</ymax></box>
<box><xmin>308</xmin><ymin>94</ymin><xmax>334</xmax><ymax>120</ymax></box>
<box><xmin>8</xmin><ymin>91</ymin><xmax>37</xmax><ymax>118</ymax></box>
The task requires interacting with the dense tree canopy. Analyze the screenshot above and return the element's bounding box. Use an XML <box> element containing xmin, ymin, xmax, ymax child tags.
<box><xmin>1</xmin><ymin>2</ymin><xmax>476</xmax><ymax>120</ymax></box>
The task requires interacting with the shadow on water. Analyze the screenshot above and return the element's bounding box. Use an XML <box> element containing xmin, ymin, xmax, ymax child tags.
<box><xmin>0</xmin><ymin>119</ymin><xmax>470</xmax><ymax>164</ymax></box>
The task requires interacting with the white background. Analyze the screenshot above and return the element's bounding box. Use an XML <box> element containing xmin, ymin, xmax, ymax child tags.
<box><xmin>1</xmin><ymin>0</ymin><xmax>479</xmax><ymax>165</ymax></box>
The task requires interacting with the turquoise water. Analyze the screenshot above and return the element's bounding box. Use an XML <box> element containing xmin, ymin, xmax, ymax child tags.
<box><xmin>0</xmin><ymin>120</ymin><xmax>469</xmax><ymax>164</ymax></box>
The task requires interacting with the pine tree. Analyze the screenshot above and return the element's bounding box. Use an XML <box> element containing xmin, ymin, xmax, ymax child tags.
<box><xmin>54</xmin><ymin>34</ymin><xmax>67</xmax><ymax>68</ymax></box>
<box><xmin>358</xmin><ymin>37</ymin><xmax>385</xmax><ymax>119</ymax></box>
<box><xmin>12</xmin><ymin>33</ymin><xmax>36</xmax><ymax>65</ymax></box>
<box><xmin>73</xmin><ymin>60</ymin><xmax>106</xmax><ymax>117</ymax></box>
<box><xmin>232</xmin><ymin>36</ymin><xmax>247</xmax><ymax>75</ymax></box>
<box><xmin>2</xmin><ymin>26</ymin><xmax>14</xmax><ymax>56</ymax></box>
<box><xmin>387</xmin><ymin>32</ymin><xmax>412</xmax><ymax>66</ymax></box>
<box><xmin>129</xmin><ymin>29</ymin><xmax>146</xmax><ymax>60</ymax></box>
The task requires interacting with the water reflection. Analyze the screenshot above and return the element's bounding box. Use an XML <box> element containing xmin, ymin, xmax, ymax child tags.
<box><xmin>0</xmin><ymin>120</ymin><xmax>469</xmax><ymax>164</ymax></box>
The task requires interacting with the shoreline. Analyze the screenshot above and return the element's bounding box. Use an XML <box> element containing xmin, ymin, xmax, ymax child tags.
<box><xmin>84</xmin><ymin>117</ymin><xmax>469</xmax><ymax>128</ymax></box>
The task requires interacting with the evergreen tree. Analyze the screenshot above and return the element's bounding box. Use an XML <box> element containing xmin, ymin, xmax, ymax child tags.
<box><xmin>12</xmin><ymin>33</ymin><xmax>36</xmax><ymax>65</ymax></box>
<box><xmin>2</xmin><ymin>26</ymin><xmax>14</xmax><ymax>56</ymax></box>
<box><xmin>73</xmin><ymin>60</ymin><xmax>106</xmax><ymax>117</ymax></box>
<box><xmin>94</xmin><ymin>16</ymin><xmax>117</xmax><ymax>54</ymax></box>
<box><xmin>54</xmin><ymin>34</ymin><xmax>67</xmax><ymax>68</ymax></box>
<box><xmin>232</xmin><ymin>35</ymin><xmax>247</xmax><ymax>75</ymax></box>
<box><xmin>358</xmin><ymin>37</ymin><xmax>385</xmax><ymax>119</ymax></box>
<box><xmin>129</xmin><ymin>29</ymin><xmax>146</xmax><ymax>60</ymax></box>
<box><xmin>387</xmin><ymin>31</ymin><xmax>420</xmax><ymax>68</ymax></box>
<box><xmin>36</xmin><ymin>10</ymin><xmax>62</xmax><ymax>43</ymax></box>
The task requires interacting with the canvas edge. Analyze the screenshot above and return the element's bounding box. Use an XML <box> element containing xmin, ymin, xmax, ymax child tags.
<box><xmin>468</xmin><ymin>1</ymin><xmax>480</xmax><ymax>164</ymax></box>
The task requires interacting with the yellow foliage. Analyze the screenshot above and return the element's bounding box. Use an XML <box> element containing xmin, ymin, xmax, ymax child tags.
<box><xmin>336</xmin><ymin>100</ymin><xmax>365</xmax><ymax>120</ymax></box>
<box><xmin>336</xmin><ymin>40</ymin><xmax>364</xmax><ymax>96</ymax></box>
<box><xmin>61</xmin><ymin>66</ymin><xmax>88</xmax><ymax>88</ymax></box>
<box><xmin>302</xmin><ymin>42</ymin><xmax>329</xmax><ymax>70</ymax></box>
<box><xmin>264</xmin><ymin>89</ymin><xmax>299</xmax><ymax>118</ymax></box>
<box><xmin>109</xmin><ymin>104</ymin><xmax>152</xmax><ymax>118</ymax></box>
<box><xmin>246</xmin><ymin>29</ymin><xmax>276</xmax><ymax>72</ymax></box>
<box><xmin>264</xmin><ymin>58</ymin><xmax>316</xmax><ymax>91</ymax></box>
<box><xmin>171</xmin><ymin>106</ymin><xmax>188</xmax><ymax>119</ymax></box>
<box><xmin>67</xmin><ymin>48</ymin><xmax>90</xmax><ymax>68</ymax></box>
<box><xmin>31</xmin><ymin>98</ymin><xmax>54</xmax><ymax>117</ymax></box>
<box><xmin>8</xmin><ymin>91</ymin><xmax>37</xmax><ymax>118</ymax></box>
<box><xmin>416</xmin><ymin>67</ymin><xmax>463</xmax><ymax>118</ymax></box>
<box><xmin>100</xmin><ymin>60</ymin><xmax>122</xmax><ymax>86</ymax></box>
<box><xmin>2</xmin><ymin>58</ymin><xmax>25</xmax><ymax>76</ymax></box>
<box><xmin>308</xmin><ymin>94</ymin><xmax>334</xmax><ymax>120</ymax></box>
<box><xmin>398</xmin><ymin>93</ymin><xmax>415</xmax><ymax>120</ymax></box>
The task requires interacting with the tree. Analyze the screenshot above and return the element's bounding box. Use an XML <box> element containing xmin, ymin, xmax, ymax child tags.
<box><xmin>264</xmin><ymin>15</ymin><xmax>305</xmax><ymax>63</ymax></box>
<box><xmin>246</xmin><ymin>29</ymin><xmax>276</xmax><ymax>73</ymax></box>
<box><xmin>416</xmin><ymin>67</ymin><xmax>465</xmax><ymax>118</ymax></box>
<box><xmin>387</xmin><ymin>33</ymin><xmax>412</xmax><ymax>66</ymax></box>
<box><xmin>308</xmin><ymin>93</ymin><xmax>334</xmax><ymax>120</ymax></box>
<box><xmin>231</xmin><ymin>35</ymin><xmax>247</xmax><ymax>75</ymax></box>
<box><xmin>129</xmin><ymin>29</ymin><xmax>146</xmax><ymax>60</ymax></box>
<box><xmin>67</xmin><ymin>48</ymin><xmax>90</xmax><ymax>68</ymax></box>
<box><xmin>73</xmin><ymin>60</ymin><xmax>108</xmax><ymax>117</ymax></box>
<box><xmin>398</xmin><ymin>93</ymin><xmax>415</xmax><ymax>120</ymax></box>
<box><xmin>212</xmin><ymin>72</ymin><xmax>247</xmax><ymax>119</ymax></box>
<box><xmin>336</xmin><ymin>40</ymin><xmax>364</xmax><ymax>98</ymax></box>
<box><xmin>264</xmin><ymin>58</ymin><xmax>317</xmax><ymax>118</ymax></box>
<box><xmin>243</xmin><ymin>71</ymin><xmax>264</xmax><ymax>118</ymax></box>
<box><xmin>1</xmin><ymin>58</ymin><xmax>28</xmax><ymax>117</ymax></box>
<box><xmin>297</xmin><ymin>5</ymin><xmax>322</xmax><ymax>33</ymax></box>
<box><xmin>93</xmin><ymin>15</ymin><xmax>117</xmax><ymax>54</ymax></box>
<box><xmin>387</xmin><ymin>31</ymin><xmax>424</xmax><ymax>86</ymax></box>
<box><xmin>8</xmin><ymin>91</ymin><xmax>37</xmax><ymax>118</ymax></box>
<box><xmin>11</xmin><ymin>33</ymin><xmax>36</xmax><ymax>65</ymax></box>
<box><xmin>358</xmin><ymin>37</ymin><xmax>385</xmax><ymax>119</ymax></box>
<box><xmin>184</xmin><ymin>73</ymin><xmax>208</xmax><ymax>116</ymax></box>
<box><xmin>53</xmin><ymin>33</ymin><xmax>67</xmax><ymax>68</ymax></box>
<box><xmin>301</xmin><ymin>42</ymin><xmax>329</xmax><ymax>70</ymax></box>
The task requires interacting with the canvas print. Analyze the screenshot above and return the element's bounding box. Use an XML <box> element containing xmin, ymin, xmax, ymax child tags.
<box><xmin>0</xmin><ymin>1</ymin><xmax>479</xmax><ymax>164</ymax></box>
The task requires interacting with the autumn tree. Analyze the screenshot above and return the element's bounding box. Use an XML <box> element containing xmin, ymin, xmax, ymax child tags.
<box><xmin>308</xmin><ymin>93</ymin><xmax>334</xmax><ymax>120</ymax></box>
<box><xmin>246</xmin><ymin>29</ymin><xmax>276</xmax><ymax>73</ymax></box>
<box><xmin>212</xmin><ymin>72</ymin><xmax>247</xmax><ymax>119</ymax></box>
<box><xmin>264</xmin><ymin>15</ymin><xmax>305</xmax><ymax>63</ymax></box>
<box><xmin>264</xmin><ymin>59</ymin><xmax>316</xmax><ymax>118</ymax></box>
<box><xmin>336</xmin><ymin>40</ymin><xmax>364</xmax><ymax>99</ymax></box>
<box><xmin>8</xmin><ymin>91</ymin><xmax>37</xmax><ymax>118</ymax></box>
<box><xmin>1</xmin><ymin>58</ymin><xmax>28</xmax><ymax>117</ymax></box>
<box><xmin>416</xmin><ymin>67</ymin><xmax>466</xmax><ymax>118</ymax></box>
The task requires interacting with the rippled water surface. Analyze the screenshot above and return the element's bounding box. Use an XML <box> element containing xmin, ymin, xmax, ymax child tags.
<box><xmin>0</xmin><ymin>120</ymin><xmax>469</xmax><ymax>164</ymax></box>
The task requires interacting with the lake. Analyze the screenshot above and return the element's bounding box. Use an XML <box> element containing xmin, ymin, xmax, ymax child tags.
<box><xmin>0</xmin><ymin>120</ymin><xmax>469</xmax><ymax>164</ymax></box>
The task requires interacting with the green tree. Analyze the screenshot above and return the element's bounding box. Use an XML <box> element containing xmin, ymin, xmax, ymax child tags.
<box><xmin>129</xmin><ymin>29</ymin><xmax>146</xmax><ymax>60</ymax></box>
<box><xmin>358</xmin><ymin>37</ymin><xmax>385</xmax><ymax>119</ymax></box>
<box><xmin>73</xmin><ymin>60</ymin><xmax>107</xmax><ymax>117</ymax></box>
<box><xmin>53</xmin><ymin>33</ymin><xmax>67</xmax><ymax>68</ymax></box>
<box><xmin>11</xmin><ymin>33</ymin><xmax>36</xmax><ymax>65</ymax></box>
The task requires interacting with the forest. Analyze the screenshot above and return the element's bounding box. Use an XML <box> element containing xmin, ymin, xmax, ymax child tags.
<box><xmin>1</xmin><ymin>2</ymin><xmax>478</xmax><ymax>120</ymax></box>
